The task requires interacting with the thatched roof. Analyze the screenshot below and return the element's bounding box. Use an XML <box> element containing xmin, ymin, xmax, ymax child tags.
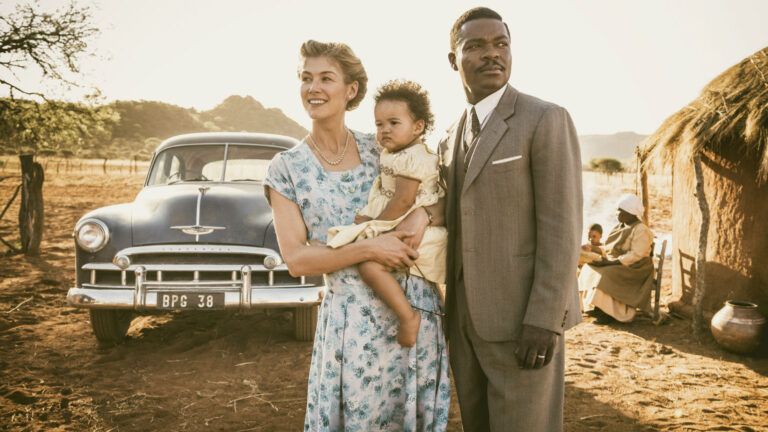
<box><xmin>640</xmin><ymin>47</ymin><xmax>768</xmax><ymax>183</ymax></box>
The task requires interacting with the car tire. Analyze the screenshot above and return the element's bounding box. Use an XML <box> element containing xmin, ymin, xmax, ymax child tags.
<box><xmin>293</xmin><ymin>305</ymin><xmax>318</xmax><ymax>341</ymax></box>
<box><xmin>89</xmin><ymin>309</ymin><xmax>133</xmax><ymax>344</ymax></box>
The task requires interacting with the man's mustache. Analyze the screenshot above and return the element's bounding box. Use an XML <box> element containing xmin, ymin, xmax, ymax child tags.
<box><xmin>477</xmin><ymin>61</ymin><xmax>505</xmax><ymax>72</ymax></box>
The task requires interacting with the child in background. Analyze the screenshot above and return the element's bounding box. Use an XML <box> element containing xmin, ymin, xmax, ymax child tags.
<box><xmin>580</xmin><ymin>223</ymin><xmax>606</xmax><ymax>266</ymax></box>
<box><xmin>327</xmin><ymin>80</ymin><xmax>447</xmax><ymax>347</ymax></box>
<box><xmin>584</xmin><ymin>223</ymin><xmax>604</xmax><ymax>253</ymax></box>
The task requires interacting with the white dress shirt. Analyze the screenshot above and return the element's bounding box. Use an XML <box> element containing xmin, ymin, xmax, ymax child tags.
<box><xmin>463</xmin><ymin>85</ymin><xmax>507</xmax><ymax>144</ymax></box>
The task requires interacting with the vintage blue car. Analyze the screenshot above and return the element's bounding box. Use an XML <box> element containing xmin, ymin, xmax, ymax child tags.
<box><xmin>67</xmin><ymin>132</ymin><xmax>322</xmax><ymax>343</ymax></box>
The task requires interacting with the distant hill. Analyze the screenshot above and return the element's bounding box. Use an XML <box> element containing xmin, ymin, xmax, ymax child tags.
<box><xmin>0</xmin><ymin>95</ymin><xmax>308</xmax><ymax>159</ymax></box>
<box><xmin>199</xmin><ymin>95</ymin><xmax>307</xmax><ymax>139</ymax></box>
<box><xmin>110</xmin><ymin>95</ymin><xmax>307</xmax><ymax>142</ymax></box>
<box><xmin>579</xmin><ymin>132</ymin><xmax>648</xmax><ymax>164</ymax></box>
<box><xmin>110</xmin><ymin>100</ymin><xmax>207</xmax><ymax>141</ymax></box>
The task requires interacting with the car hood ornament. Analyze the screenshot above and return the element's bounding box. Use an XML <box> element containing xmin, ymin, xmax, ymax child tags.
<box><xmin>170</xmin><ymin>186</ymin><xmax>225</xmax><ymax>242</ymax></box>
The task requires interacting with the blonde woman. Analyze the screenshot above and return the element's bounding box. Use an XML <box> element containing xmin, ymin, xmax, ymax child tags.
<box><xmin>264</xmin><ymin>40</ymin><xmax>450</xmax><ymax>431</ymax></box>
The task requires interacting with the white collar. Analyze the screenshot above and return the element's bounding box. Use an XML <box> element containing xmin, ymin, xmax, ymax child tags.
<box><xmin>466</xmin><ymin>85</ymin><xmax>507</xmax><ymax>129</ymax></box>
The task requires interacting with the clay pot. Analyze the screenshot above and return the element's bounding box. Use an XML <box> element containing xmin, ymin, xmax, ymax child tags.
<box><xmin>710</xmin><ymin>300</ymin><xmax>766</xmax><ymax>354</ymax></box>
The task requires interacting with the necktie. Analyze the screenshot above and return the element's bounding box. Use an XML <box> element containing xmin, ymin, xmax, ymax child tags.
<box><xmin>464</xmin><ymin>107</ymin><xmax>481</xmax><ymax>167</ymax></box>
<box><xmin>465</xmin><ymin>107</ymin><xmax>481</xmax><ymax>152</ymax></box>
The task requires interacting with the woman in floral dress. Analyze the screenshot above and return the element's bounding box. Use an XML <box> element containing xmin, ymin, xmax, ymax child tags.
<box><xmin>264</xmin><ymin>40</ymin><xmax>450</xmax><ymax>431</ymax></box>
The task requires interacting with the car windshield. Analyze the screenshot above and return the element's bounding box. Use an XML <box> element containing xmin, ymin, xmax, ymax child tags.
<box><xmin>147</xmin><ymin>144</ymin><xmax>282</xmax><ymax>186</ymax></box>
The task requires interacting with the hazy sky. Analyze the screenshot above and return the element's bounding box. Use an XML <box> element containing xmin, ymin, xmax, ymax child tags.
<box><xmin>3</xmin><ymin>0</ymin><xmax>767</xmax><ymax>140</ymax></box>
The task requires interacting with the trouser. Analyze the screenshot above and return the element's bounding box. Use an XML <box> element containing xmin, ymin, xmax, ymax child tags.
<box><xmin>448</xmin><ymin>277</ymin><xmax>565</xmax><ymax>432</ymax></box>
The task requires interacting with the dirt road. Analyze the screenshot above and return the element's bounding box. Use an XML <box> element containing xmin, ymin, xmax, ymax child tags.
<box><xmin>1</xmin><ymin>170</ymin><xmax>766</xmax><ymax>431</ymax></box>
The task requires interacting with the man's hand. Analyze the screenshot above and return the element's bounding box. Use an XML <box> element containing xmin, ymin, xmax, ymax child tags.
<box><xmin>515</xmin><ymin>324</ymin><xmax>558</xmax><ymax>369</ymax></box>
<box><xmin>395</xmin><ymin>208</ymin><xmax>429</xmax><ymax>249</ymax></box>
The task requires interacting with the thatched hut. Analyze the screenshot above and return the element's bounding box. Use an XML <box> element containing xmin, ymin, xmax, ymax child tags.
<box><xmin>639</xmin><ymin>47</ymin><xmax>768</xmax><ymax>318</ymax></box>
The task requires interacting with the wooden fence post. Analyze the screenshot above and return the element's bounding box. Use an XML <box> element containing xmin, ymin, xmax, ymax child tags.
<box><xmin>692</xmin><ymin>153</ymin><xmax>710</xmax><ymax>334</ymax></box>
<box><xmin>18</xmin><ymin>154</ymin><xmax>45</xmax><ymax>256</ymax></box>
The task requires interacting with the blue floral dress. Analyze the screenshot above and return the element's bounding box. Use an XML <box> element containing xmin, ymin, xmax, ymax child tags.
<box><xmin>264</xmin><ymin>131</ymin><xmax>450</xmax><ymax>432</ymax></box>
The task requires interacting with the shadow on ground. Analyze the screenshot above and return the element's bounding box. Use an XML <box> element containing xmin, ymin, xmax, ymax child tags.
<box><xmin>565</xmin><ymin>384</ymin><xmax>658</xmax><ymax>432</ymax></box>
<box><xmin>616</xmin><ymin>314</ymin><xmax>768</xmax><ymax>377</ymax></box>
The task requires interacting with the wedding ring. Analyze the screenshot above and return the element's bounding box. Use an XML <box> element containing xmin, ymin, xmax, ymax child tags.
<box><xmin>536</xmin><ymin>354</ymin><xmax>546</xmax><ymax>359</ymax></box>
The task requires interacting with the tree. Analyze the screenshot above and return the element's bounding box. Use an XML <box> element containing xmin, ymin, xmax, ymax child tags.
<box><xmin>589</xmin><ymin>158</ymin><xmax>624</xmax><ymax>177</ymax></box>
<box><xmin>0</xmin><ymin>98</ymin><xmax>117</xmax><ymax>253</ymax></box>
<box><xmin>0</xmin><ymin>1</ymin><xmax>110</xmax><ymax>255</ymax></box>
<box><xmin>0</xmin><ymin>2</ymin><xmax>98</xmax><ymax>98</ymax></box>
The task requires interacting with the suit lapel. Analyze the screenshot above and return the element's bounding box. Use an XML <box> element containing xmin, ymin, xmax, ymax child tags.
<box><xmin>442</xmin><ymin>112</ymin><xmax>465</xmax><ymax>230</ymax></box>
<box><xmin>462</xmin><ymin>85</ymin><xmax>519</xmax><ymax>195</ymax></box>
<box><xmin>446</xmin><ymin>113</ymin><xmax>465</xmax><ymax>197</ymax></box>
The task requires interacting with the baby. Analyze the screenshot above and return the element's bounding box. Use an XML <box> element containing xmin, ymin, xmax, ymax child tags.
<box><xmin>327</xmin><ymin>80</ymin><xmax>447</xmax><ymax>347</ymax></box>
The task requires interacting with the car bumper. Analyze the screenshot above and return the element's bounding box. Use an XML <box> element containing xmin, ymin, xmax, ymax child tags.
<box><xmin>67</xmin><ymin>284</ymin><xmax>323</xmax><ymax>310</ymax></box>
<box><xmin>70</xmin><ymin>258</ymin><xmax>323</xmax><ymax>310</ymax></box>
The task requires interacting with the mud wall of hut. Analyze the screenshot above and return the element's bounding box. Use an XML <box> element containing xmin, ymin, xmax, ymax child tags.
<box><xmin>671</xmin><ymin>147</ymin><xmax>768</xmax><ymax>315</ymax></box>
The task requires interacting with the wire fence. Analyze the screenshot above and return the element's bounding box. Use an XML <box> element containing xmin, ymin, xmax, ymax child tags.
<box><xmin>0</xmin><ymin>156</ymin><xmax>151</xmax><ymax>176</ymax></box>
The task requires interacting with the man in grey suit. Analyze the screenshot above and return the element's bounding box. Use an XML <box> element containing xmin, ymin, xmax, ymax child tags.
<box><xmin>439</xmin><ymin>7</ymin><xmax>583</xmax><ymax>431</ymax></box>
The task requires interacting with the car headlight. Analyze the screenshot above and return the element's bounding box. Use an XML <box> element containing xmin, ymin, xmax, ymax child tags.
<box><xmin>74</xmin><ymin>219</ymin><xmax>110</xmax><ymax>252</ymax></box>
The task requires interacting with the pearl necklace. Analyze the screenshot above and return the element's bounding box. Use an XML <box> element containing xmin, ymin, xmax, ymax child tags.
<box><xmin>307</xmin><ymin>129</ymin><xmax>351</xmax><ymax>166</ymax></box>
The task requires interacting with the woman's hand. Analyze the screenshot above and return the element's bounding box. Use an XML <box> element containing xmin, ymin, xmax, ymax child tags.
<box><xmin>365</xmin><ymin>231</ymin><xmax>419</xmax><ymax>270</ymax></box>
<box><xmin>592</xmin><ymin>258</ymin><xmax>621</xmax><ymax>267</ymax></box>
<box><xmin>395</xmin><ymin>208</ymin><xmax>429</xmax><ymax>249</ymax></box>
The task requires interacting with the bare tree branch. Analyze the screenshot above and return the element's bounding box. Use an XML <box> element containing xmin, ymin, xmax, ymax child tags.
<box><xmin>0</xmin><ymin>77</ymin><xmax>45</xmax><ymax>99</ymax></box>
<box><xmin>0</xmin><ymin>1</ymin><xmax>99</xmax><ymax>96</ymax></box>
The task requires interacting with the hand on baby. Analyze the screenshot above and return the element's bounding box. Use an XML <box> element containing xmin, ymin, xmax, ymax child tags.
<box><xmin>370</xmin><ymin>231</ymin><xmax>419</xmax><ymax>270</ymax></box>
<box><xmin>354</xmin><ymin>214</ymin><xmax>373</xmax><ymax>224</ymax></box>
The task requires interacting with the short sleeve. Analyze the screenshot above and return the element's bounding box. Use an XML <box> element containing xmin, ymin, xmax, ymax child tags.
<box><xmin>263</xmin><ymin>153</ymin><xmax>296</xmax><ymax>205</ymax></box>
<box><xmin>388</xmin><ymin>145</ymin><xmax>439</xmax><ymax>182</ymax></box>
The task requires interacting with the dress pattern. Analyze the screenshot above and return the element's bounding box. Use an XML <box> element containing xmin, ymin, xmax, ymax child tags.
<box><xmin>264</xmin><ymin>131</ymin><xmax>450</xmax><ymax>431</ymax></box>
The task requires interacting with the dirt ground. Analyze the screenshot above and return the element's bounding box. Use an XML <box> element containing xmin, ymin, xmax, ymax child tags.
<box><xmin>0</xmin><ymin>166</ymin><xmax>766</xmax><ymax>431</ymax></box>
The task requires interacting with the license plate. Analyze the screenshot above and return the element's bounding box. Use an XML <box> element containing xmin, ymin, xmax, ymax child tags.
<box><xmin>156</xmin><ymin>292</ymin><xmax>225</xmax><ymax>310</ymax></box>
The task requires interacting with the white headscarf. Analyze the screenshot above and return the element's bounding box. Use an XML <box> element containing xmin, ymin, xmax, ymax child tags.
<box><xmin>617</xmin><ymin>194</ymin><xmax>644</xmax><ymax>220</ymax></box>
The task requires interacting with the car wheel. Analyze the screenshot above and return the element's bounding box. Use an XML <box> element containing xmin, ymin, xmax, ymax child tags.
<box><xmin>89</xmin><ymin>309</ymin><xmax>133</xmax><ymax>344</ymax></box>
<box><xmin>293</xmin><ymin>305</ymin><xmax>318</xmax><ymax>341</ymax></box>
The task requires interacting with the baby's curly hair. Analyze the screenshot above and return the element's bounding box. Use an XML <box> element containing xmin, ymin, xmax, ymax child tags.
<box><xmin>374</xmin><ymin>80</ymin><xmax>435</xmax><ymax>136</ymax></box>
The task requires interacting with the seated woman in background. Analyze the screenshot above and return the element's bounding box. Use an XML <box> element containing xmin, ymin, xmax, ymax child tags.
<box><xmin>578</xmin><ymin>194</ymin><xmax>655</xmax><ymax>324</ymax></box>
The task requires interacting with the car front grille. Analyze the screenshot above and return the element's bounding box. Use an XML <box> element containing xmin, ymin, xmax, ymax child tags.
<box><xmin>80</xmin><ymin>245</ymin><xmax>323</xmax><ymax>289</ymax></box>
<box><xmin>85</xmin><ymin>265</ymin><xmax>308</xmax><ymax>288</ymax></box>
<box><xmin>132</xmin><ymin>253</ymin><xmax>261</xmax><ymax>266</ymax></box>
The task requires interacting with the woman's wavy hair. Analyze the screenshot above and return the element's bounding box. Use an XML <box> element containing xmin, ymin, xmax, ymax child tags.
<box><xmin>299</xmin><ymin>40</ymin><xmax>368</xmax><ymax>111</ymax></box>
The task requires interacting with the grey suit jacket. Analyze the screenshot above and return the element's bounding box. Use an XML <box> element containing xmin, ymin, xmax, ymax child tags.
<box><xmin>439</xmin><ymin>84</ymin><xmax>583</xmax><ymax>342</ymax></box>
